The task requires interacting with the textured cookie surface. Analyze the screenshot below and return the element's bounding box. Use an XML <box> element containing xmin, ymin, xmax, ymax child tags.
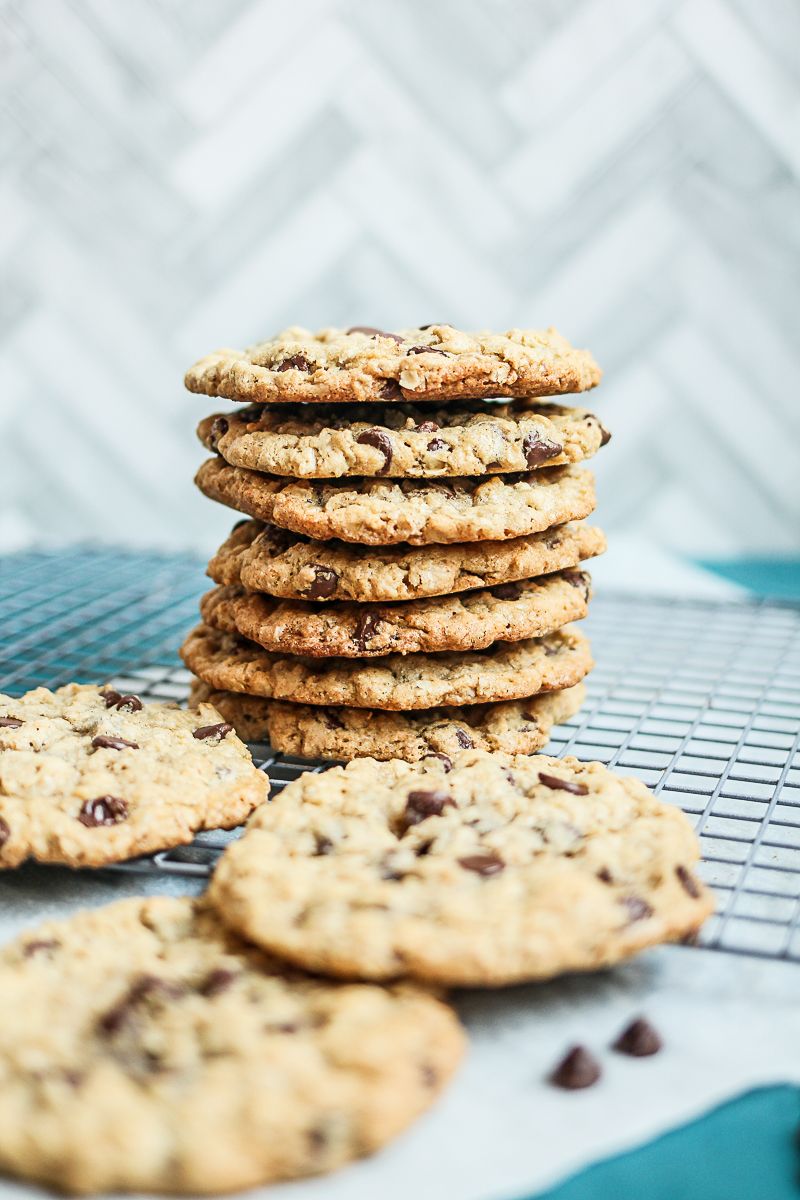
<box><xmin>0</xmin><ymin>897</ymin><xmax>463</xmax><ymax>1193</ymax></box>
<box><xmin>196</xmin><ymin>457</ymin><xmax>596</xmax><ymax>546</ymax></box>
<box><xmin>189</xmin><ymin>680</ymin><xmax>586</xmax><ymax>762</ymax></box>
<box><xmin>181</xmin><ymin>623</ymin><xmax>592</xmax><ymax>711</ymax></box>
<box><xmin>208</xmin><ymin>752</ymin><xmax>714</xmax><ymax>986</ymax></box>
<box><xmin>198</xmin><ymin>399</ymin><xmax>608</xmax><ymax>479</ymax></box>
<box><xmin>209</xmin><ymin>519</ymin><xmax>606</xmax><ymax>603</ymax></box>
<box><xmin>200</xmin><ymin>570</ymin><xmax>592</xmax><ymax>658</ymax></box>
<box><xmin>0</xmin><ymin>685</ymin><xmax>267</xmax><ymax>868</ymax></box>
<box><xmin>185</xmin><ymin>325</ymin><xmax>601</xmax><ymax>405</ymax></box>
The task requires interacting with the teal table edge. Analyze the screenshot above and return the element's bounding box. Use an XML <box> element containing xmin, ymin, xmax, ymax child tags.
<box><xmin>698</xmin><ymin>558</ymin><xmax>800</xmax><ymax>600</ymax></box>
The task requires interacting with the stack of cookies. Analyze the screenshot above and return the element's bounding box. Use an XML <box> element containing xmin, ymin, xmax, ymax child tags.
<box><xmin>181</xmin><ymin>325</ymin><xmax>609</xmax><ymax>761</ymax></box>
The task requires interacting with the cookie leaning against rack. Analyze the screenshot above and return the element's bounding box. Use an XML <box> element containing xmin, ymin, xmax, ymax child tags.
<box><xmin>0</xmin><ymin>684</ymin><xmax>268</xmax><ymax>868</ymax></box>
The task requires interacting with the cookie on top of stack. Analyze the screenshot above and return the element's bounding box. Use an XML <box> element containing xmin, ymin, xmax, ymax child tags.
<box><xmin>182</xmin><ymin>325</ymin><xmax>609</xmax><ymax>761</ymax></box>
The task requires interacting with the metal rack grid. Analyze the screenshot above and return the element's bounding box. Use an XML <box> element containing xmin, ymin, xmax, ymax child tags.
<box><xmin>1</xmin><ymin>547</ymin><xmax>799</xmax><ymax>961</ymax></box>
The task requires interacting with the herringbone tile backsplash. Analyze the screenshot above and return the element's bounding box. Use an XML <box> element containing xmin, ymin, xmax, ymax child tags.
<box><xmin>2</xmin><ymin>0</ymin><xmax>799</xmax><ymax>558</ymax></box>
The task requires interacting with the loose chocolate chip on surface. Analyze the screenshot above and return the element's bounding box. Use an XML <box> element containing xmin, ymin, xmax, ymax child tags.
<box><xmin>78</xmin><ymin>796</ymin><xmax>128</xmax><ymax>828</ymax></box>
<box><xmin>0</xmin><ymin>717</ymin><xmax>23</xmax><ymax>728</ymax></box>
<box><xmin>208</xmin><ymin>415</ymin><xmax>228</xmax><ymax>450</ymax></box>
<box><xmin>675</xmin><ymin>864</ymin><xmax>701</xmax><ymax>898</ymax></box>
<box><xmin>491</xmin><ymin>582</ymin><xmax>523</xmax><ymax>600</ymax></box>
<box><xmin>356</xmin><ymin>428</ymin><xmax>393</xmax><ymax>474</ymax></box>
<box><xmin>613</xmin><ymin>1017</ymin><xmax>663</xmax><ymax>1057</ymax></box>
<box><xmin>423</xmin><ymin>751</ymin><xmax>452</xmax><ymax>772</ymax></box>
<box><xmin>91</xmin><ymin>735</ymin><xmax>139</xmax><ymax>751</ymax></box>
<box><xmin>276</xmin><ymin>355</ymin><xmax>312</xmax><ymax>373</ymax></box>
<box><xmin>114</xmin><ymin>695</ymin><xmax>143</xmax><ymax>713</ymax></box>
<box><xmin>416</xmin><ymin>420</ymin><xmax>439</xmax><ymax>432</ymax></box>
<box><xmin>621</xmin><ymin>895</ymin><xmax>654</xmax><ymax>923</ymax></box>
<box><xmin>457</xmin><ymin>853</ymin><xmax>505</xmax><ymax>876</ymax></box>
<box><xmin>198</xmin><ymin>969</ymin><xmax>237</xmax><ymax>997</ymax></box>
<box><xmin>549</xmin><ymin>1045</ymin><xmax>601</xmax><ymax>1090</ymax></box>
<box><xmin>406</xmin><ymin>345</ymin><xmax>449</xmax><ymax>356</ymax></box>
<box><xmin>354</xmin><ymin>610</ymin><xmax>380</xmax><ymax>652</ymax></box>
<box><xmin>193</xmin><ymin>722</ymin><xmax>233</xmax><ymax>741</ymax></box>
<box><xmin>306</xmin><ymin>565</ymin><xmax>338</xmax><ymax>599</ymax></box>
<box><xmin>0</xmin><ymin>817</ymin><xmax>10</xmax><ymax>848</ymax></box>
<box><xmin>523</xmin><ymin>431</ymin><xmax>563</xmax><ymax>467</ymax></box>
<box><xmin>538</xmin><ymin>772</ymin><xmax>589</xmax><ymax>796</ymax></box>
<box><xmin>455</xmin><ymin>729</ymin><xmax>474</xmax><ymax>749</ymax></box>
<box><xmin>402</xmin><ymin>789</ymin><xmax>456</xmax><ymax>829</ymax></box>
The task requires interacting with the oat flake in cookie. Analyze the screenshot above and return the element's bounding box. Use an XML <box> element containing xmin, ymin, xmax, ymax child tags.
<box><xmin>208</xmin><ymin>751</ymin><xmax>714</xmax><ymax>985</ymax></box>
<box><xmin>0</xmin><ymin>684</ymin><xmax>267</xmax><ymax>868</ymax></box>
<box><xmin>185</xmin><ymin>325</ymin><xmax>601</xmax><ymax>405</ymax></box>
<box><xmin>0</xmin><ymin>897</ymin><xmax>464</xmax><ymax>1194</ymax></box>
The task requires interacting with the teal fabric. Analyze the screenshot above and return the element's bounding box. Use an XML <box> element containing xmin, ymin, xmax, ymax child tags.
<box><xmin>528</xmin><ymin>1085</ymin><xmax>799</xmax><ymax>1200</ymax></box>
<box><xmin>698</xmin><ymin>558</ymin><xmax>800</xmax><ymax>600</ymax></box>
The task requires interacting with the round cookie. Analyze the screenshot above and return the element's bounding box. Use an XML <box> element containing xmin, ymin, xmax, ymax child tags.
<box><xmin>185</xmin><ymin>325</ymin><xmax>601</xmax><ymax>406</ymax></box>
<box><xmin>0</xmin><ymin>897</ymin><xmax>463</xmax><ymax>1193</ymax></box>
<box><xmin>207</xmin><ymin>751</ymin><xmax>714</xmax><ymax>986</ymax></box>
<box><xmin>199</xmin><ymin>570</ymin><xmax>592</xmax><ymax>658</ymax></box>
<box><xmin>208</xmin><ymin>519</ymin><xmax>606</xmax><ymax>603</ymax></box>
<box><xmin>0</xmin><ymin>684</ymin><xmax>268</xmax><ymax>869</ymax></box>
<box><xmin>197</xmin><ymin>399</ymin><xmax>609</xmax><ymax>479</ymax></box>
<box><xmin>180</xmin><ymin>623</ymin><xmax>592</xmax><ymax>711</ymax></box>
<box><xmin>188</xmin><ymin>680</ymin><xmax>586</xmax><ymax>761</ymax></box>
<box><xmin>195</xmin><ymin>457</ymin><xmax>597</xmax><ymax>546</ymax></box>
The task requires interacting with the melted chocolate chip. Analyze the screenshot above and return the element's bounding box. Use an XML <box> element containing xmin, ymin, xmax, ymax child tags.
<box><xmin>523</xmin><ymin>430</ymin><xmax>563</xmax><ymax>467</ymax></box>
<box><xmin>427</xmin><ymin>437</ymin><xmax>448</xmax><ymax>452</ymax></box>
<box><xmin>549</xmin><ymin>1045</ymin><xmax>601</xmax><ymax>1090</ymax></box>
<box><xmin>208</xmin><ymin>415</ymin><xmax>229</xmax><ymax>451</ymax></box>
<box><xmin>675</xmin><ymin>864</ymin><xmax>701</xmax><ymax>898</ymax></box>
<box><xmin>198</xmin><ymin>969</ymin><xmax>237</xmax><ymax>997</ymax></box>
<box><xmin>621</xmin><ymin>895</ymin><xmax>654</xmax><ymax>923</ymax></box>
<box><xmin>423</xmin><ymin>751</ymin><xmax>452</xmax><ymax>772</ymax></box>
<box><xmin>354</xmin><ymin>611</ymin><xmax>380</xmax><ymax>652</ymax></box>
<box><xmin>0</xmin><ymin>717</ymin><xmax>22</xmax><ymax>729</ymax></box>
<box><xmin>406</xmin><ymin>345</ymin><xmax>449</xmax><ymax>356</ymax></box>
<box><xmin>193</xmin><ymin>721</ymin><xmax>233</xmax><ymax>741</ymax></box>
<box><xmin>114</xmin><ymin>695</ymin><xmax>143</xmax><ymax>713</ymax></box>
<box><xmin>78</xmin><ymin>796</ymin><xmax>128</xmax><ymax>827</ymax></box>
<box><xmin>491</xmin><ymin>581</ymin><xmax>523</xmax><ymax>600</ymax></box>
<box><xmin>23</xmin><ymin>939</ymin><xmax>59</xmax><ymax>958</ymax></box>
<box><xmin>356</xmin><ymin>428</ymin><xmax>393</xmax><ymax>474</ymax></box>
<box><xmin>538</xmin><ymin>772</ymin><xmax>589</xmax><ymax>796</ymax></box>
<box><xmin>276</xmin><ymin>355</ymin><xmax>312</xmax><ymax>373</ymax></box>
<box><xmin>402</xmin><ymin>789</ymin><xmax>456</xmax><ymax>830</ymax></box>
<box><xmin>613</xmin><ymin>1017</ymin><xmax>662</xmax><ymax>1057</ymax></box>
<box><xmin>378</xmin><ymin>379</ymin><xmax>402</xmax><ymax>400</ymax></box>
<box><xmin>0</xmin><ymin>817</ymin><xmax>10</xmax><ymax>848</ymax></box>
<box><xmin>306</xmin><ymin>565</ymin><xmax>338</xmax><ymax>599</ymax></box>
<box><xmin>454</xmin><ymin>729</ymin><xmax>473</xmax><ymax>749</ymax></box>
<box><xmin>91</xmin><ymin>735</ymin><xmax>139</xmax><ymax>751</ymax></box>
<box><xmin>457</xmin><ymin>853</ymin><xmax>505</xmax><ymax>876</ymax></box>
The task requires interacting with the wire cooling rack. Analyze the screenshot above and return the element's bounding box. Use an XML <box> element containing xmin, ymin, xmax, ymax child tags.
<box><xmin>1</xmin><ymin>547</ymin><xmax>800</xmax><ymax>961</ymax></box>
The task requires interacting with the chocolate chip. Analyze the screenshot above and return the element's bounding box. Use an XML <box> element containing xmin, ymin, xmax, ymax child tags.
<box><xmin>421</xmin><ymin>1064</ymin><xmax>439</xmax><ymax>1086</ymax></box>
<box><xmin>198</xmin><ymin>969</ymin><xmax>237</xmax><ymax>997</ymax></box>
<box><xmin>538</xmin><ymin>772</ymin><xmax>589</xmax><ymax>796</ymax></box>
<box><xmin>314</xmin><ymin>834</ymin><xmax>334</xmax><ymax>855</ymax></box>
<box><xmin>78</xmin><ymin>796</ymin><xmax>128</xmax><ymax>827</ymax></box>
<box><xmin>380</xmin><ymin>861</ymin><xmax>407</xmax><ymax>882</ymax></box>
<box><xmin>454</xmin><ymin>729</ymin><xmax>473</xmax><ymax>749</ymax></box>
<box><xmin>418</xmin><ymin>323</ymin><xmax>448</xmax><ymax>330</ymax></box>
<box><xmin>101</xmin><ymin>689</ymin><xmax>122</xmax><ymax>708</ymax></box>
<box><xmin>490</xmin><ymin>581</ymin><xmax>523</xmax><ymax>600</ymax></box>
<box><xmin>457</xmin><ymin>853</ymin><xmax>505</xmax><ymax>876</ymax></box>
<box><xmin>415</xmin><ymin>838</ymin><xmax>434</xmax><ymax>857</ymax></box>
<box><xmin>416</xmin><ymin>420</ymin><xmax>439</xmax><ymax>432</ymax></box>
<box><xmin>193</xmin><ymin>722</ymin><xmax>233</xmax><ymax>741</ymax></box>
<box><xmin>406</xmin><ymin>345</ymin><xmax>449</xmax><ymax>356</ymax></box>
<box><xmin>675</xmin><ymin>864</ymin><xmax>701</xmax><ymax>898</ymax></box>
<box><xmin>378</xmin><ymin>379</ymin><xmax>402</xmax><ymax>400</ymax></box>
<box><xmin>0</xmin><ymin>717</ymin><xmax>22</xmax><ymax>728</ymax></box>
<box><xmin>323</xmin><ymin>709</ymin><xmax>344</xmax><ymax>730</ymax></box>
<box><xmin>613</xmin><ymin>1017</ymin><xmax>662</xmax><ymax>1057</ymax></box>
<box><xmin>23</xmin><ymin>939</ymin><xmax>59</xmax><ymax>958</ymax></box>
<box><xmin>596</xmin><ymin>867</ymin><xmax>613</xmax><ymax>884</ymax></box>
<box><xmin>98</xmin><ymin>975</ymin><xmax>181</xmax><ymax>1035</ymax></box>
<box><xmin>276</xmin><ymin>355</ymin><xmax>312</xmax><ymax>372</ymax></box>
<box><xmin>237</xmin><ymin>404</ymin><xmax>264</xmax><ymax>423</ymax></box>
<box><xmin>347</xmin><ymin>326</ymin><xmax>404</xmax><ymax>344</ymax></box>
<box><xmin>306</xmin><ymin>565</ymin><xmax>338</xmax><ymax>599</ymax></box>
<box><xmin>599</xmin><ymin>423</ymin><xmax>612</xmax><ymax>446</ymax></box>
<box><xmin>354</xmin><ymin>610</ymin><xmax>380</xmax><ymax>652</ymax></box>
<box><xmin>423</xmin><ymin>751</ymin><xmax>452</xmax><ymax>772</ymax></box>
<box><xmin>91</xmin><ymin>735</ymin><xmax>139</xmax><ymax>751</ymax></box>
<box><xmin>402</xmin><ymin>789</ymin><xmax>456</xmax><ymax>830</ymax></box>
<box><xmin>356</xmin><ymin>428</ymin><xmax>393</xmax><ymax>474</ymax></box>
<box><xmin>114</xmin><ymin>695</ymin><xmax>143</xmax><ymax>713</ymax></box>
<box><xmin>208</xmin><ymin>415</ymin><xmax>228</xmax><ymax>451</ymax></box>
<box><xmin>307</xmin><ymin>1126</ymin><xmax>328</xmax><ymax>1154</ymax></box>
<box><xmin>427</xmin><ymin>437</ymin><xmax>448</xmax><ymax>452</ymax></box>
<box><xmin>561</xmin><ymin>569</ymin><xmax>591</xmax><ymax>601</ymax></box>
<box><xmin>0</xmin><ymin>817</ymin><xmax>10</xmax><ymax>848</ymax></box>
<box><xmin>621</xmin><ymin>895</ymin><xmax>653</xmax><ymax>923</ymax></box>
<box><xmin>523</xmin><ymin>430</ymin><xmax>563</xmax><ymax>467</ymax></box>
<box><xmin>549</xmin><ymin>1045</ymin><xmax>601</xmax><ymax>1090</ymax></box>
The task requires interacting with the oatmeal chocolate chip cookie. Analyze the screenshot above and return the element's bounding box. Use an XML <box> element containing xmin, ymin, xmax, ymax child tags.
<box><xmin>188</xmin><ymin>680</ymin><xmax>586</xmax><ymax>762</ymax></box>
<box><xmin>185</xmin><ymin>325</ymin><xmax>601</xmax><ymax>406</ymax></box>
<box><xmin>208</xmin><ymin>519</ymin><xmax>606</xmax><ymax>604</ymax></box>
<box><xmin>0</xmin><ymin>684</ymin><xmax>268</xmax><ymax>868</ymax></box>
<box><xmin>180</xmin><ymin>623</ymin><xmax>592</xmax><ymax>711</ymax></box>
<box><xmin>0</xmin><ymin>897</ymin><xmax>463</xmax><ymax>1193</ymax></box>
<box><xmin>196</xmin><ymin>457</ymin><xmax>596</xmax><ymax>546</ymax></box>
<box><xmin>207</xmin><ymin>751</ymin><xmax>713</xmax><ymax>986</ymax></box>
<box><xmin>199</xmin><ymin>571</ymin><xmax>593</xmax><ymax>658</ymax></box>
<box><xmin>197</xmin><ymin>399</ymin><xmax>609</xmax><ymax>479</ymax></box>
